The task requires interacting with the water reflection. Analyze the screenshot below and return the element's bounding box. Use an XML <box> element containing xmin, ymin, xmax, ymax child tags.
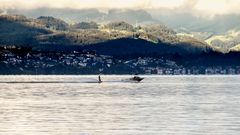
<box><xmin>0</xmin><ymin>75</ymin><xmax>240</xmax><ymax>135</ymax></box>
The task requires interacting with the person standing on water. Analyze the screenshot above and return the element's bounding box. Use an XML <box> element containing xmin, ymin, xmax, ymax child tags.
<box><xmin>98</xmin><ymin>75</ymin><xmax>102</xmax><ymax>83</ymax></box>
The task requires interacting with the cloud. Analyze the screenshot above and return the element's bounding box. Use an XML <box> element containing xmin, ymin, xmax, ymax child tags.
<box><xmin>0</xmin><ymin>0</ymin><xmax>240</xmax><ymax>15</ymax></box>
<box><xmin>182</xmin><ymin>0</ymin><xmax>198</xmax><ymax>9</ymax></box>
<box><xmin>0</xmin><ymin>0</ymin><xmax>148</xmax><ymax>9</ymax></box>
<box><xmin>195</xmin><ymin>0</ymin><xmax>240</xmax><ymax>15</ymax></box>
<box><xmin>0</xmin><ymin>0</ymin><xmax>185</xmax><ymax>9</ymax></box>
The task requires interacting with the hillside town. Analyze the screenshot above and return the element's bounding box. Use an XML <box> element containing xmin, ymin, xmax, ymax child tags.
<box><xmin>1</xmin><ymin>46</ymin><xmax>240</xmax><ymax>75</ymax></box>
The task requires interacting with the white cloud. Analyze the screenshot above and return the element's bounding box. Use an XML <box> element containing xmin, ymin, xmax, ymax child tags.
<box><xmin>195</xmin><ymin>0</ymin><xmax>240</xmax><ymax>15</ymax></box>
<box><xmin>0</xmin><ymin>0</ymin><xmax>240</xmax><ymax>15</ymax></box>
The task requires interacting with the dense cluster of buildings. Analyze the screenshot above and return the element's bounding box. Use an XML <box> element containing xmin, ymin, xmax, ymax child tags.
<box><xmin>1</xmin><ymin>48</ymin><xmax>240</xmax><ymax>75</ymax></box>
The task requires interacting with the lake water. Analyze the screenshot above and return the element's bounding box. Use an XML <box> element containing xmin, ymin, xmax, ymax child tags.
<box><xmin>0</xmin><ymin>75</ymin><xmax>240</xmax><ymax>135</ymax></box>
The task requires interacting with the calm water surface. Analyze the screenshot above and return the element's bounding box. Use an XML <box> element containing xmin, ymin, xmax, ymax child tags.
<box><xmin>0</xmin><ymin>75</ymin><xmax>240</xmax><ymax>135</ymax></box>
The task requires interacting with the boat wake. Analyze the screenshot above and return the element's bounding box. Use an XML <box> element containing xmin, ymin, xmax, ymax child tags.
<box><xmin>0</xmin><ymin>80</ymin><xmax>143</xmax><ymax>84</ymax></box>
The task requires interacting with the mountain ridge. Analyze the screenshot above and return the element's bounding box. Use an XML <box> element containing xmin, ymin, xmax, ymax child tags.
<box><xmin>0</xmin><ymin>14</ymin><xmax>221</xmax><ymax>56</ymax></box>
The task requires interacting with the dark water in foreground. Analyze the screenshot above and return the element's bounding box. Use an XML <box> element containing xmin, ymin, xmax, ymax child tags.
<box><xmin>0</xmin><ymin>75</ymin><xmax>240</xmax><ymax>135</ymax></box>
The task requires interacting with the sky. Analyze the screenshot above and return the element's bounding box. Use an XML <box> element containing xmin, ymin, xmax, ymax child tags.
<box><xmin>1</xmin><ymin>0</ymin><xmax>240</xmax><ymax>15</ymax></box>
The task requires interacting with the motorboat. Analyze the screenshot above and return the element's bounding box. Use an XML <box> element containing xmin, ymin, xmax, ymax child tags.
<box><xmin>122</xmin><ymin>76</ymin><xmax>144</xmax><ymax>83</ymax></box>
<box><xmin>130</xmin><ymin>76</ymin><xmax>144</xmax><ymax>82</ymax></box>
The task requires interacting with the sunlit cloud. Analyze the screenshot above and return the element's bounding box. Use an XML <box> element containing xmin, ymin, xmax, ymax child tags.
<box><xmin>195</xmin><ymin>0</ymin><xmax>240</xmax><ymax>15</ymax></box>
<box><xmin>0</xmin><ymin>0</ymin><xmax>185</xmax><ymax>9</ymax></box>
<box><xmin>0</xmin><ymin>0</ymin><xmax>240</xmax><ymax>15</ymax></box>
